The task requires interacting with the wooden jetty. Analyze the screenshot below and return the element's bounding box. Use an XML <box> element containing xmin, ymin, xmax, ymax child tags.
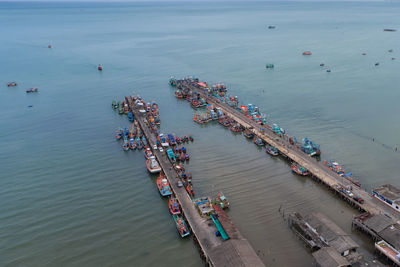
<box><xmin>126</xmin><ymin>96</ymin><xmax>265</xmax><ymax>267</ymax></box>
<box><xmin>177</xmin><ymin>79</ymin><xmax>400</xmax><ymax>225</ymax></box>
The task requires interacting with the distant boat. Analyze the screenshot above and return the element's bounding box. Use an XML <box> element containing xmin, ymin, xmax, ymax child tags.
<box><xmin>383</xmin><ymin>29</ymin><xmax>396</xmax><ymax>32</ymax></box>
<box><xmin>303</xmin><ymin>51</ymin><xmax>312</xmax><ymax>56</ymax></box>
<box><xmin>98</xmin><ymin>64</ymin><xmax>103</xmax><ymax>71</ymax></box>
<box><xmin>7</xmin><ymin>82</ymin><xmax>17</xmax><ymax>87</ymax></box>
<box><xmin>172</xmin><ymin>214</ymin><xmax>190</xmax><ymax>238</ymax></box>
<box><xmin>26</xmin><ymin>87</ymin><xmax>39</xmax><ymax>93</ymax></box>
<box><xmin>157</xmin><ymin>173</ymin><xmax>172</xmax><ymax>197</ymax></box>
<box><xmin>268</xmin><ymin>25</ymin><xmax>276</xmax><ymax>29</ymax></box>
<box><xmin>146</xmin><ymin>156</ymin><xmax>161</xmax><ymax>173</ymax></box>
<box><xmin>48</xmin><ymin>44</ymin><xmax>52</xmax><ymax>49</ymax></box>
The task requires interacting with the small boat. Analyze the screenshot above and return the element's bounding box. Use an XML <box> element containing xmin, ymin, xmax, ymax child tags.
<box><xmin>7</xmin><ymin>82</ymin><xmax>17</xmax><ymax>87</ymax></box>
<box><xmin>243</xmin><ymin>129</ymin><xmax>254</xmax><ymax>139</ymax></box>
<box><xmin>375</xmin><ymin>62</ymin><xmax>379</xmax><ymax>66</ymax></box>
<box><xmin>185</xmin><ymin>154</ymin><xmax>190</xmax><ymax>160</ymax></box>
<box><xmin>137</xmin><ymin>140</ymin><xmax>143</xmax><ymax>150</ymax></box>
<box><xmin>144</xmin><ymin>148</ymin><xmax>153</xmax><ymax>159</ymax></box>
<box><xmin>189</xmin><ymin>135</ymin><xmax>194</xmax><ymax>142</ymax></box>
<box><xmin>157</xmin><ymin>173</ymin><xmax>172</xmax><ymax>197</ymax></box>
<box><xmin>122</xmin><ymin>138</ymin><xmax>130</xmax><ymax>151</ymax></box>
<box><xmin>383</xmin><ymin>28</ymin><xmax>396</xmax><ymax>32</ymax></box>
<box><xmin>326</xmin><ymin>69</ymin><xmax>331</xmax><ymax>73</ymax></box>
<box><xmin>172</xmin><ymin>214</ymin><xmax>190</xmax><ymax>238</ymax></box>
<box><xmin>291</xmin><ymin>163</ymin><xmax>309</xmax><ymax>176</ymax></box>
<box><xmin>26</xmin><ymin>87</ymin><xmax>39</xmax><ymax>93</ymax></box>
<box><xmin>98</xmin><ymin>64</ymin><xmax>103</xmax><ymax>71</ymax></box>
<box><xmin>265</xmin><ymin>63</ymin><xmax>274</xmax><ymax>69</ymax></box>
<box><xmin>215</xmin><ymin>193</ymin><xmax>230</xmax><ymax>209</ymax></box>
<box><xmin>129</xmin><ymin>138</ymin><xmax>136</xmax><ymax>150</ymax></box>
<box><xmin>254</xmin><ymin>137</ymin><xmax>264</xmax><ymax>146</ymax></box>
<box><xmin>112</xmin><ymin>100</ymin><xmax>117</xmax><ymax>109</ymax></box>
<box><xmin>320</xmin><ymin>63</ymin><xmax>325</xmax><ymax>67</ymax></box>
<box><xmin>179</xmin><ymin>152</ymin><xmax>185</xmax><ymax>162</ymax></box>
<box><xmin>268</xmin><ymin>25</ymin><xmax>276</xmax><ymax>29</ymax></box>
<box><xmin>115</xmin><ymin>128</ymin><xmax>123</xmax><ymax>140</ymax></box>
<box><xmin>146</xmin><ymin>156</ymin><xmax>161</xmax><ymax>173</ymax></box>
<box><xmin>48</xmin><ymin>44</ymin><xmax>52</xmax><ymax>49</ymax></box>
<box><xmin>303</xmin><ymin>51</ymin><xmax>312</xmax><ymax>56</ymax></box>
<box><xmin>266</xmin><ymin>144</ymin><xmax>279</xmax><ymax>156</ymax></box>
<box><xmin>169</xmin><ymin>198</ymin><xmax>181</xmax><ymax>215</ymax></box>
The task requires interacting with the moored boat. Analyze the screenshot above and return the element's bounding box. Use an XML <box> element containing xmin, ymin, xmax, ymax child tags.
<box><xmin>146</xmin><ymin>156</ymin><xmax>162</xmax><ymax>173</ymax></box>
<box><xmin>169</xmin><ymin>198</ymin><xmax>181</xmax><ymax>215</ymax></box>
<box><xmin>254</xmin><ymin>137</ymin><xmax>264</xmax><ymax>146</ymax></box>
<box><xmin>157</xmin><ymin>173</ymin><xmax>172</xmax><ymax>197</ymax></box>
<box><xmin>122</xmin><ymin>138</ymin><xmax>130</xmax><ymax>151</ymax></box>
<box><xmin>144</xmin><ymin>148</ymin><xmax>153</xmax><ymax>159</ymax></box>
<box><xmin>243</xmin><ymin>129</ymin><xmax>254</xmax><ymax>139</ymax></box>
<box><xmin>291</xmin><ymin>163</ymin><xmax>309</xmax><ymax>176</ymax></box>
<box><xmin>172</xmin><ymin>214</ymin><xmax>190</xmax><ymax>238</ymax></box>
<box><xmin>214</xmin><ymin>192</ymin><xmax>230</xmax><ymax>209</ymax></box>
<box><xmin>266</xmin><ymin>144</ymin><xmax>279</xmax><ymax>156</ymax></box>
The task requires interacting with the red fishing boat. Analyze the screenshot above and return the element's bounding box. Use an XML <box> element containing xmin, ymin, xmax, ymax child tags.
<box><xmin>169</xmin><ymin>198</ymin><xmax>181</xmax><ymax>215</ymax></box>
<box><xmin>291</xmin><ymin>163</ymin><xmax>309</xmax><ymax>176</ymax></box>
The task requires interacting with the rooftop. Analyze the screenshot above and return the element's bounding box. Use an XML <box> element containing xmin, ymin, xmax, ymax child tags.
<box><xmin>305</xmin><ymin>213</ymin><xmax>359</xmax><ymax>253</ymax></box>
<box><xmin>312</xmin><ymin>247</ymin><xmax>350</xmax><ymax>267</ymax></box>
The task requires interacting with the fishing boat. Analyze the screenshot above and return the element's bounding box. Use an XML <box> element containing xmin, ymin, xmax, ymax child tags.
<box><xmin>169</xmin><ymin>76</ymin><xmax>177</xmax><ymax>86</ymax></box>
<box><xmin>98</xmin><ymin>64</ymin><xmax>103</xmax><ymax>71</ymax></box>
<box><xmin>157</xmin><ymin>173</ymin><xmax>172</xmax><ymax>197</ymax></box>
<box><xmin>185</xmin><ymin>154</ymin><xmax>190</xmax><ymax>160</ymax></box>
<box><xmin>144</xmin><ymin>148</ymin><xmax>153</xmax><ymax>159</ymax></box>
<box><xmin>167</xmin><ymin>149</ymin><xmax>176</xmax><ymax>163</ymax></box>
<box><xmin>214</xmin><ymin>192</ymin><xmax>230</xmax><ymax>209</ymax></box>
<box><xmin>115</xmin><ymin>128</ymin><xmax>123</xmax><ymax>140</ymax></box>
<box><xmin>169</xmin><ymin>198</ymin><xmax>181</xmax><ymax>215</ymax></box>
<box><xmin>243</xmin><ymin>129</ymin><xmax>254</xmax><ymax>139</ymax></box>
<box><xmin>230</xmin><ymin>123</ymin><xmax>243</xmax><ymax>132</ymax></box>
<box><xmin>301</xmin><ymin>138</ymin><xmax>321</xmax><ymax>157</ymax></box>
<box><xmin>128</xmin><ymin>112</ymin><xmax>134</xmax><ymax>122</ymax></box>
<box><xmin>254</xmin><ymin>137</ymin><xmax>264</xmax><ymax>146</ymax></box>
<box><xmin>168</xmin><ymin>134</ymin><xmax>176</xmax><ymax>146</ymax></box>
<box><xmin>291</xmin><ymin>163</ymin><xmax>309</xmax><ymax>176</ymax></box>
<box><xmin>112</xmin><ymin>100</ymin><xmax>117</xmax><ymax>109</ymax></box>
<box><xmin>179</xmin><ymin>152</ymin><xmax>185</xmax><ymax>162</ymax></box>
<box><xmin>172</xmin><ymin>214</ymin><xmax>190</xmax><ymax>238</ymax></box>
<box><xmin>7</xmin><ymin>82</ymin><xmax>17</xmax><ymax>87</ymax></box>
<box><xmin>137</xmin><ymin>140</ymin><xmax>143</xmax><ymax>150</ymax></box>
<box><xmin>129</xmin><ymin>138</ymin><xmax>136</xmax><ymax>150</ymax></box>
<box><xmin>122</xmin><ymin>138</ymin><xmax>130</xmax><ymax>151</ymax></box>
<box><xmin>26</xmin><ymin>87</ymin><xmax>39</xmax><ymax>93</ymax></box>
<box><xmin>266</xmin><ymin>144</ymin><xmax>279</xmax><ymax>156</ymax></box>
<box><xmin>303</xmin><ymin>51</ymin><xmax>312</xmax><ymax>55</ymax></box>
<box><xmin>146</xmin><ymin>156</ymin><xmax>162</xmax><ymax>173</ymax></box>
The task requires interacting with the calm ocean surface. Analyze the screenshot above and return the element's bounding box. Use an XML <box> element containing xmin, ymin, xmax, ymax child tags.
<box><xmin>1</xmin><ymin>1</ymin><xmax>399</xmax><ymax>266</ymax></box>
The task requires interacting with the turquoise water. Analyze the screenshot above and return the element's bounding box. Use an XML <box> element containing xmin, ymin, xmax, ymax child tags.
<box><xmin>1</xmin><ymin>1</ymin><xmax>400</xmax><ymax>266</ymax></box>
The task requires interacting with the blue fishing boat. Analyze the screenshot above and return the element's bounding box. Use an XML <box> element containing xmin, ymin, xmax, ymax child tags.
<box><xmin>243</xmin><ymin>129</ymin><xmax>254</xmax><ymax>139</ymax></box>
<box><xmin>254</xmin><ymin>137</ymin><xmax>264</xmax><ymax>146</ymax></box>
<box><xmin>129</xmin><ymin>138</ymin><xmax>136</xmax><ymax>150</ymax></box>
<box><xmin>172</xmin><ymin>214</ymin><xmax>190</xmax><ymax>238</ymax></box>
<box><xmin>302</xmin><ymin>138</ymin><xmax>321</xmax><ymax>156</ymax></box>
<box><xmin>168</xmin><ymin>134</ymin><xmax>176</xmax><ymax>146</ymax></box>
<box><xmin>128</xmin><ymin>112</ymin><xmax>134</xmax><ymax>122</ymax></box>
<box><xmin>266</xmin><ymin>144</ymin><xmax>279</xmax><ymax>156</ymax></box>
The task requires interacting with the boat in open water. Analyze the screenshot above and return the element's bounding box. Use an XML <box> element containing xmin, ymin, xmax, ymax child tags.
<box><xmin>291</xmin><ymin>163</ymin><xmax>309</xmax><ymax>176</ymax></box>
<box><xmin>146</xmin><ymin>156</ymin><xmax>161</xmax><ymax>173</ymax></box>
<box><xmin>172</xmin><ymin>214</ymin><xmax>190</xmax><ymax>238</ymax></box>
<box><xmin>169</xmin><ymin>198</ymin><xmax>181</xmax><ymax>215</ymax></box>
<box><xmin>157</xmin><ymin>173</ymin><xmax>172</xmax><ymax>197</ymax></box>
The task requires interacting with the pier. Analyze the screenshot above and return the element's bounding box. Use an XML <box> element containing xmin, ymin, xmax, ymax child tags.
<box><xmin>125</xmin><ymin>96</ymin><xmax>265</xmax><ymax>267</ymax></box>
<box><xmin>177</xmin><ymin>79</ymin><xmax>400</xmax><ymax>224</ymax></box>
